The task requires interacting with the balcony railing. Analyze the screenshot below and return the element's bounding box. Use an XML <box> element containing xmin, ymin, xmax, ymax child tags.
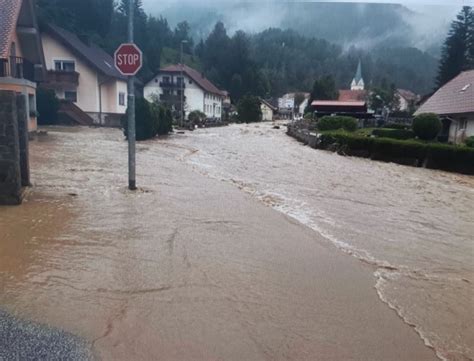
<box><xmin>159</xmin><ymin>81</ymin><xmax>185</xmax><ymax>89</ymax></box>
<box><xmin>47</xmin><ymin>70</ymin><xmax>80</xmax><ymax>86</ymax></box>
<box><xmin>160</xmin><ymin>94</ymin><xmax>185</xmax><ymax>103</ymax></box>
<box><xmin>0</xmin><ymin>56</ymin><xmax>35</xmax><ymax>82</ymax></box>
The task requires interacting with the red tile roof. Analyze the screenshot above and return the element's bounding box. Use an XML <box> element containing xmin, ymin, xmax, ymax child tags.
<box><xmin>338</xmin><ymin>90</ymin><xmax>367</xmax><ymax>102</ymax></box>
<box><xmin>415</xmin><ymin>70</ymin><xmax>474</xmax><ymax>116</ymax></box>
<box><xmin>0</xmin><ymin>0</ymin><xmax>22</xmax><ymax>58</ymax></box>
<box><xmin>160</xmin><ymin>64</ymin><xmax>224</xmax><ymax>96</ymax></box>
<box><xmin>312</xmin><ymin>100</ymin><xmax>366</xmax><ymax>107</ymax></box>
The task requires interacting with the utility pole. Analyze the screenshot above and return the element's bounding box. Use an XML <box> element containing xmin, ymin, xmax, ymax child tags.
<box><xmin>127</xmin><ymin>0</ymin><xmax>136</xmax><ymax>190</ymax></box>
<box><xmin>180</xmin><ymin>40</ymin><xmax>188</xmax><ymax>128</ymax></box>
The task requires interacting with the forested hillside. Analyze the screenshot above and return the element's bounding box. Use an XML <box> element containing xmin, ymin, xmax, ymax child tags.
<box><xmin>36</xmin><ymin>0</ymin><xmax>439</xmax><ymax>101</ymax></box>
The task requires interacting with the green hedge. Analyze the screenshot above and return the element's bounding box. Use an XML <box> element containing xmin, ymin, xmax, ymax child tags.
<box><xmin>465</xmin><ymin>136</ymin><xmax>474</xmax><ymax>148</ymax></box>
<box><xmin>385</xmin><ymin>122</ymin><xmax>410</xmax><ymax>130</ymax></box>
<box><xmin>372</xmin><ymin>128</ymin><xmax>415</xmax><ymax>140</ymax></box>
<box><xmin>319</xmin><ymin>131</ymin><xmax>474</xmax><ymax>174</ymax></box>
<box><xmin>318</xmin><ymin>116</ymin><xmax>357</xmax><ymax>132</ymax></box>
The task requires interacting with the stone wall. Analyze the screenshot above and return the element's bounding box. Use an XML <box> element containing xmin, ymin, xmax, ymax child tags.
<box><xmin>0</xmin><ymin>90</ymin><xmax>29</xmax><ymax>205</ymax></box>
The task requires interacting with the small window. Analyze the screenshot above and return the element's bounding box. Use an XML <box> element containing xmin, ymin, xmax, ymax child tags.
<box><xmin>119</xmin><ymin>92</ymin><xmax>126</xmax><ymax>106</ymax></box>
<box><xmin>54</xmin><ymin>60</ymin><xmax>75</xmax><ymax>72</ymax></box>
<box><xmin>65</xmin><ymin>91</ymin><xmax>77</xmax><ymax>103</ymax></box>
<box><xmin>189</xmin><ymin>79</ymin><xmax>193</xmax><ymax>84</ymax></box>
<box><xmin>459</xmin><ymin>118</ymin><xmax>467</xmax><ymax>130</ymax></box>
<box><xmin>163</xmin><ymin>76</ymin><xmax>170</xmax><ymax>83</ymax></box>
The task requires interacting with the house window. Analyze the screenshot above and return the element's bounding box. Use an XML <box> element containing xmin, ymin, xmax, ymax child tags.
<box><xmin>162</xmin><ymin>76</ymin><xmax>170</xmax><ymax>84</ymax></box>
<box><xmin>176</xmin><ymin>77</ymin><xmax>184</xmax><ymax>85</ymax></box>
<box><xmin>65</xmin><ymin>91</ymin><xmax>77</xmax><ymax>103</ymax></box>
<box><xmin>54</xmin><ymin>60</ymin><xmax>75</xmax><ymax>72</ymax></box>
<box><xmin>189</xmin><ymin>79</ymin><xmax>193</xmax><ymax>84</ymax></box>
<box><xmin>459</xmin><ymin>118</ymin><xmax>467</xmax><ymax>130</ymax></box>
<box><xmin>119</xmin><ymin>92</ymin><xmax>126</xmax><ymax>106</ymax></box>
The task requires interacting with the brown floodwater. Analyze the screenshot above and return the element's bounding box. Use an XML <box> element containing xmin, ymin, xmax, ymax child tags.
<box><xmin>0</xmin><ymin>124</ymin><xmax>471</xmax><ymax>360</ymax></box>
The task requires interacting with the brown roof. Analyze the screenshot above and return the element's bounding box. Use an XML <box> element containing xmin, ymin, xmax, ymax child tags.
<box><xmin>415</xmin><ymin>70</ymin><xmax>474</xmax><ymax>116</ymax></box>
<box><xmin>338</xmin><ymin>90</ymin><xmax>367</xmax><ymax>102</ymax></box>
<box><xmin>312</xmin><ymin>100</ymin><xmax>366</xmax><ymax>107</ymax></box>
<box><xmin>397</xmin><ymin>89</ymin><xmax>418</xmax><ymax>101</ymax></box>
<box><xmin>159</xmin><ymin>64</ymin><xmax>224</xmax><ymax>96</ymax></box>
<box><xmin>45</xmin><ymin>24</ymin><xmax>126</xmax><ymax>80</ymax></box>
<box><xmin>0</xmin><ymin>0</ymin><xmax>22</xmax><ymax>58</ymax></box>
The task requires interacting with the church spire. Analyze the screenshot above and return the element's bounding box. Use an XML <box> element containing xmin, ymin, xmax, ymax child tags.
<box><xmin>351</xmin><ymin>60</ymin><xmax>365</xmax><ymax>90</ymax></box>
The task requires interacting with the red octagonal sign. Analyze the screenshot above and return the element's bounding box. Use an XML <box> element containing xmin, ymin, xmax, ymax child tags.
<box><xmin>114</xmin><ymin>43</ymin><xmax>143</xmax><ymax>76</ymax></box>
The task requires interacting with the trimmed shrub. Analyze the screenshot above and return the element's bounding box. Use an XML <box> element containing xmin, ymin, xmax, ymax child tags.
<box><xmin>188</xmin><ymin>110</ymin><xmax>206</xmax><ymax>127</ymax></box>
<box><xmin>318</xmin><ymin>131</ymin><xmax>474</xmax><ymax>174</ymax></box>
<box><xmin>413</xmin><ymin>113</ymin><xmax>442</xmax><ymax>140</ymax></box>
<box><xmin>372</xmin><ymin>128</ymin><xmax>415</xmax><ymax>140</ymax></box>
<box><xmin>122</xmin><ymin>98</ymin><xmax>173</xmax><ymax>140</ymax></box>
<box><xmin>385</xmin><ymin>122</ymin><xmax>410</xmax><ymax>130</ymax></box>
<box><xmin>37</xmin><ymin>88</ymin><xmax>60</xmax><ymax>125</ymax></box>
<box><xmin>317</xmin><ymin>116</ymin><xmax>358</xmax><ymax>132</ymax></box>
<box><xmin>465</xmin><ymin>136</ymin><xmax>474</xmax><ymax>148</ymax></box>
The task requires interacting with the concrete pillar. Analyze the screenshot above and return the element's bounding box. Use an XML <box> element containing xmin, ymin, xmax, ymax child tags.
<box><xmin>0</xmin><ymin>90</ymin><xmax>22</xmax><ymax>205</ymax></box>
<box><xmin>17</xmin><ymin>94</ymin><xmax>30</xmax><ymax>187</ymax></box>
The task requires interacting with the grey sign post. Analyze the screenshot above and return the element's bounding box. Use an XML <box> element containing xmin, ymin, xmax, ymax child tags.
<box><xmin>114</xmin><ymin>1</ymin><xmax>143</xmax><ymax>190</ymax></box>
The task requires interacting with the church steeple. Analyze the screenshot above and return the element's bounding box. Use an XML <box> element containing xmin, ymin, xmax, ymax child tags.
<box><xmin>351</xmin><ymin>60</ymin><xmax>365</xmax><ymax>91</ymax></box>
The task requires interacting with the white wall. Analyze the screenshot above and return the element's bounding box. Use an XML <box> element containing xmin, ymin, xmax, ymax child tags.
<box><xmin>261</xmin><ymin>103</ymin><xmax>273</xmax><ymax>121</ymax></box>
<box><xmin>449</xmin><ymin>114</ymin><xmax>474</xmax><ymax>143</ymax></box>
<box><xmin>144</xmin><ymin>73</ymin><xmax>223</xmax><ymax>120</ymax></box>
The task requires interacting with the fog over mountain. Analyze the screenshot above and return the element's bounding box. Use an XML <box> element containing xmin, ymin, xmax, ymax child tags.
<box><xmin>141</xmin><ymin>1</ymin><xmax>458</xmax><ymax>54</ymax></box>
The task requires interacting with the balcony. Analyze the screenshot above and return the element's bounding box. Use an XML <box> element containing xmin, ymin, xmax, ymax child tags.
<box><xmin>160</xmin><ymin>94</ymin><xmax>186</xmax><ymax>104</ymax></box>
<box><xmin>47</xmin><ymin>70</ymin><xmax>80</xmax><ymax>87</ymax></box>
<box><xmin>0</xmin><ymin>57</ymin><xmax>35</xmax><ymax>82</ymax></box>
<box><xmin>159</xmin><ymin>81</ymin><xmax>185</xmax><ymax>89</ymax></box>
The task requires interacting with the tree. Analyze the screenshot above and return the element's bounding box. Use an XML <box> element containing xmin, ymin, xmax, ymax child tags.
<box><xmin>308</xmin><ymin>76</ymin><xmax>338</xmax><ymax>110</ymax></box>
<box><xmin>437</xmin><ymin>6</ymin><xmax>474</xmax><ymax>87</ymax></box>
<box><xmin>237</xmin><ymin>95</ymin><xmax>262</xmax><ymax>123</ymax></box>
<box><xmin>413</xmin><ymin>113</ymin><xmax>442</xmax><ymax>140</ymax></box>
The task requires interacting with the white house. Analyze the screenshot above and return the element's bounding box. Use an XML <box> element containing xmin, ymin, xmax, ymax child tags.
<box><xmin>41</xmin><ymin>24</ymin><xmax>127</xmax><ymax>126</ymax></box>
<box><xmin>260</xmin><ymin>98</ymin><xmax>277</xmax><ymax>121</ymax></box>
<box><xmin>396</xmin><ymin>89</ymin><xmax>419</xmax><ymax>112</ymax></box>
<box><xmin>144</xmin><ymin>64</ymin><xmax>224</xmax><ymax>120</ymax></box>
<box><xmin>415</xmin><ymin>70</ymin><xmax>474</xmax><ymax>144</ymax></box>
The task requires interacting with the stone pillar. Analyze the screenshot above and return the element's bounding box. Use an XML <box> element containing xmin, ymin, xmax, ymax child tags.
<box><xmin>17</xmin><ymin>94</ymin><xmax>30</xmax><ymax>187</ymax></box>
<box><xmin>0</xmin><ymin>90</ymin><xmax>22</xmax><ymax>205</ymax></box>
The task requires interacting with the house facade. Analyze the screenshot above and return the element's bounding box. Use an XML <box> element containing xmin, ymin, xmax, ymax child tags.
<box><xmin>144</xmin><ymin>64</ymin><xmax>224</xmax><ymax>121</ymax></box>
<box><xmin>41</xmin><ymin>25</ymin><xmax>127</xmax><ymax>126</ymax></box>
<box><xmin>396</xmin><ymin>89</ymin><xmax>419</xmax><ymax>112</ymax></box>
<box><xmin>415</xmin><ymin>70</ymin><xmax>474</xmax><ymax>144</ymax></box>
<box><xmin>0</xmin><ymin>0</ymin><xmax>45</xmax><ymax>133</ymax></box>
<box><xmin>260</xmin><ymin>98</ymin><xmax>277</xmax><ymax>121</ymax></box>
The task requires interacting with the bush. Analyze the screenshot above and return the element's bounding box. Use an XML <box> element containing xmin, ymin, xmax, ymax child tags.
<box><xmin>37</xmin><ymin>88</ymin><xmax>60</xmax><ymax>125</ymax></box>
<box><xmin>413</xmin><ymin>113</ymin><xmax>442</xmax><ymax>140</ymax></box>
<box><xmin>122</xmin><ymin>98</ymin><xmax>172</xmax><ymax>140</ymax></box>
<box><xmin>319</xmin><ymin>131</ymin><xmax>474</xmax><ymax>174</ymax></box>
<box><xmin>188</xmin><ymin>110</ymin><xmax>207</xmax><ymax>127</ymax></box>
<box><xmin>385</xmin><ymin>122</ymin><xmax>410</xmax><ymax>130</ymax></box>
<box><xmin>372</xmin><ymin>128</ymin><xmax>415</xmax><ymax>140</ymax></box>
<box><xmin>304</xmin><ymin>112</ymin><xmax>313</xmax><ymax>120</ymax></box>
<box><xmin>237</xmin><ymin>95</ymin><xmax>262</xmax><ymax>123</ymax></box>
<box><xmin>317</xmin><ymin>116</ymin><xmax>357</xmax><ymax>132</ymax></box>
<box><xmin>465</xmin><ymin>136</ymin><xmax>474</xmax><ymax>148</ymax></box>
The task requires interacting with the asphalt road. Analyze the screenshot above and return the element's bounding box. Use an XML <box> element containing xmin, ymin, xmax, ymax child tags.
<box><xmin>0</xmin><ymin>310</ymin><xmax>93</xmax><ymax>360</ymax></box>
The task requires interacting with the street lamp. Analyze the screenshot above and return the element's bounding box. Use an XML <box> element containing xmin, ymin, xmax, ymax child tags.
<box><xmin>180</xmin><ymin>39</ymin><xmax>188</xmax><ymax>128</ymax></box>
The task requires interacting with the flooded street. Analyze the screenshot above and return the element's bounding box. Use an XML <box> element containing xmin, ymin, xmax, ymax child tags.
<box><xmin>0</xmin><ymin>124</ymin><xmax>471</xmax><ymax>360</ymax></box>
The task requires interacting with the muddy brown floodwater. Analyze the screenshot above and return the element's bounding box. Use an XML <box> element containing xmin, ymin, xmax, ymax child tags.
<box><xmin>0</xmin><ymin>124</ymin><xmax>471</xmax><ymax>361</ymax></box>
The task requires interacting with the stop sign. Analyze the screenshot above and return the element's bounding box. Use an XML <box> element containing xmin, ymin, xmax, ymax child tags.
<box><xmin>114</xmin><ymin>43</ymin><xmax>143</xmax><ymax>76</ymax></box>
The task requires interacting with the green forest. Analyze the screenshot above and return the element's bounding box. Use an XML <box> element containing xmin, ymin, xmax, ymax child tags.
<box><xmin>36</xmin><ymin>0</ymin><xmax>473</xmax><ymax>101</ymax></box>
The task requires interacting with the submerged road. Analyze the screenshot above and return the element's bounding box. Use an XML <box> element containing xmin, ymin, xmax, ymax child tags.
<box><xmin>0</xmin><ymin>125</ymin><xmax>442</xmax><ymax>360</ymax></box>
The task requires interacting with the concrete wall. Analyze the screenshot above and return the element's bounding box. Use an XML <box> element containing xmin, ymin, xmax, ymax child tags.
<box><xmin>0</xmin><ymin>91</ymin><xmax>29</xmax><ymax>205</ymax></box>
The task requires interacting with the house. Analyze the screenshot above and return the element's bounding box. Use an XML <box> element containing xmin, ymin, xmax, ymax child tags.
<box><xmin>144</xmin><ymin>64</ymin><xmax>224</xmax><ymax>121</ymax></box>
<box><xmin>310</xmin><ymin>100</ymin><xmax>374</xmax><ymax>123</ymax></box>
<box><xmin>396</xmin><ymin>89</ymin><xmax>419</xmax><ymax>112</ymax></box>
<box><xmin>0</xmin><ymin>0</ymin><xmax>46</xmax><ymax>133</ymax></box>
<box><xmin>41</xmin><ymin>24</ymin><xmax>127</xmax><ymax>127</ymax></box>
<box><xmin>415</xmin><ymin>70</ymin><xmax>474</xmax><ymax>144</ymax></box>
<box><xmin>260</xmin><ymin>98</ymin><xmax>277</xmax><ymax>121</ymax></box>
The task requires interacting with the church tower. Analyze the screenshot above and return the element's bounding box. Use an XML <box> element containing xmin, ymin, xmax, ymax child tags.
<box><xmin>351</xmin><ymin>60</ymin><xmax>365</xmax><ymax>91</ymax></box>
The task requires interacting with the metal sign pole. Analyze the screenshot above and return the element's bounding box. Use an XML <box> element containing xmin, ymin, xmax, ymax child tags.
<box><xmin>128</xmin><ymin>0</ymin><xmax>136</xmax><ymax>190</ymax></box>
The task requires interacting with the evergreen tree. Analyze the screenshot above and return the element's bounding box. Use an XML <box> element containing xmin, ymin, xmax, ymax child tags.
<box><xmin>436</xmin><ymin>6</ymin><xmax>474</xmax><ymax>87</ymax></box>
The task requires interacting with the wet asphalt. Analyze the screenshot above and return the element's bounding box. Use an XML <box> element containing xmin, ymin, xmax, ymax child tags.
<box><xmin>0</xmin><ymin>310</ymin><xmax>93</xmax><ymax>361</ymax></box>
